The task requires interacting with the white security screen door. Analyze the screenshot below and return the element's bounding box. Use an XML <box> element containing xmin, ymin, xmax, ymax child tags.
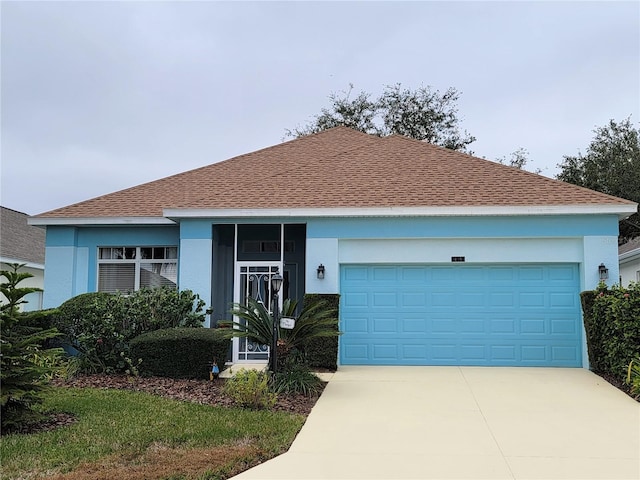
<box><xmin>233</xmin><ymin>262</ymin><xmax>282</xmax><ymax>363</ymax></box>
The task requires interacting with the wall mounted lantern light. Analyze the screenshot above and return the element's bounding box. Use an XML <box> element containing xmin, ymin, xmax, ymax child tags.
<box><xmin>317</xmin><ymin>264</ymin><xmax>325</xmax><ymax>279</ymax></box>
<box><xmin>598</xmin><ymin>263</ymin><xmax>609</xmax><ymax>281</ymax></box>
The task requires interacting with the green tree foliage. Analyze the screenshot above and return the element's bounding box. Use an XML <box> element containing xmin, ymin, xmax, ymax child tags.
<box><xmin>496</xmin><ymin>147</ymin><xmax>541</xmax><ymax>174</ymax></box>
<box><xmin>286</xmin><ymin>83</ymin><xmax>476</xmax><ymax>152</ymax></box>
<box><xmin>557</xmin><ymin>117</ymin><xmax>640</xmax><ymax>241</ymax></box>
<box><xmin>1</xmin><ymin>264</ymin><xmax>63</xmax><ymax>432</ymax></box>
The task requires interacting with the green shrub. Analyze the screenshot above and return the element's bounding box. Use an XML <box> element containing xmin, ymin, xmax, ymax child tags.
<box><xmin>223</xmin><ymin>369</ymin><xmax>277</xmax><ymax>409</ymax></box>
<box><xmin>1</xmin><ymin>264</ymin><xmax>64</xmax><ymax>432</ymax></box>
<box><xmin>50</xmin><ymin>292</ymin><xmax>125</xmax><ymax>372</ymax></box>
<box><xmin>581</xmin><ymin>282</ymin><xmax>640</xmax><ymax>383</ymax></box>
<box><xmin>302</xmin><ymin>294</ymin><xmax>340</xmax><ymax>370</ymax></box>
<box><xmin>581</xmin><ymin>288</ymin><xmax>605</xmax><ymax>373</ymax></box>
<box><xmin>273</xmin><ymin>363</ymin><xmax>323</xmax><ymax>396</ymax></box>
<box><xmin>51</xmin><ymin>288</ymin><xmax>205</xmax><ymax>373</ymax></box>
<box><xmin>123</xmin><ymin>287</ymin><xmax>206</xmax><ymax>331</ymax></box>
<box><xmin>130</xmin><ymin>328</ymin><xmax>231</xmax><ymax>379</ymax></box>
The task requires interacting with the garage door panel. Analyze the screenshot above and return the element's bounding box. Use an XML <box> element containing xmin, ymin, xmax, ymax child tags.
<box><xmin>431</xmin><ymin>317</ymin><xmax>457</xmax><ymax>334</ymax></box>
<box><xmin>460</xmin><ymin>292</ymin><xmax>485</xmax><ymax>307</ymax></box>
<box><xmin>520</xmin><ymin>291</ymin><xmax>546</xmax><ymax>307</ymax></box>
<box><xmin>551</xmin><ymin>317</ymin><xmax>579</xmax><ymax>334</ymax></box>
<box><xmin>343</xmin><ymin>291</ymin><xmax>368</xmax><ymax>307</ymax></box>
<box><xmin>347</xmin><ymin>317</ymin><xmax>368</xmax><ymax>333</ymax></box>
<box><xmin>343</xmin><ymin>266</ymin><xmax>369</xmax><ymax>282</ymax></box>
<box><xmin>521</xmin><ymin>317</ymin><xmax>546</xmax><ymax>334</ymax></box>
<box><xmin>460</xmin><ymin>317</ymin><xmax>485</xmax><ymax>334</ymax></box>
<box><xmin>490</xmin><ymin>317</ymin><xmax>516</xmax><ymax>334</ymax></box>
<box><xmin>342</xmin><ymin>343</ymin><xmax>368</xmax><ymax>362</ymax></box>
<box><xmin>401</xmin><ymin>317</ymin><xmax>427</xmax><ymax>333</ymax></box>
<box><xmin>519</xmin><ymin>266</ymin><xmax>545</xmax><ymax>281</ymax></box>
<box><xmin>550</xmin><ymin>291</ymin><xmax>578</xmax><ymax>307</ymax></box>
<box><xmin>372</xmin><ymin>292</ymin><xmax>397</xmax><ymax>307</ymax></box>
<box><xmin>402</xmin><ymin>344</ymin><xmax>428</xmax><ymax>360</ymax></box>
<box><xmin>461</xmin><ymin>344</ymin><xmax>486</xmax><ymax>361</ymax></box>
<box><xmin>373</xmin><ymin>317</ymin><xmax>397</xmax><ymax>333</ymax></box>
<box><xmin>549</xmin><ymin>265</ymin><xmax>577</xmax><ymax>281</ymax></box>
<box><xmin>340</xmin><ymin>264</ymin><xmax>581</xmax><ymax>367</ymax></box>
<box><xmin>489</xmin><ymin>292</ymin><xmax>516</xmax><ymax>307</ymax></box>
<box><xmin>372</xmin><ymin>344</ymin><xmax>398</xmax><ymax>359</ymax></box>
<box><xmin>401</xmin><ymin>291</ymin><xmax>427</xmax><ymax>307</ymax></box>
<box><xmin>488</xmin><ymin>267</ymin><xmax>515</xmax><ymax>282</ymax></box>
<box><xmin>552</xmin><ymin>345</ymin><xmax>580</xmax><ymax>362</ymax></box>
<box><xmin>400</xmin><ymin>267</ymin><xmax>427</xmax><ymax>282</ymax></box>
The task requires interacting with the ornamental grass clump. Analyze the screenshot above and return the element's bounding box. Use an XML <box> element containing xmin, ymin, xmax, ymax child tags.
<box><xmin>272</xmin><ymin>363</ymin><xmax>323</xmax><ymax>397</ymax></box>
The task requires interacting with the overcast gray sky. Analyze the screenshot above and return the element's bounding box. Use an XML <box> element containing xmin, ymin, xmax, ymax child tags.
<box><xmin>1</xmin><ymin>1</ymin><xmax>638</xmax><ymax>215</ymax></box>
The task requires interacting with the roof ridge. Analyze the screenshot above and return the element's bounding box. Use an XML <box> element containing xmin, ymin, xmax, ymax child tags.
<box><xmin>33</xmin><ymin>127</ymin><xmax>637</xmax><ymax>219</ymax></box>
<box><xmin>175</xmin><ymin>128</ymin><xmax>384</xmax><ymax>209</ymax></box>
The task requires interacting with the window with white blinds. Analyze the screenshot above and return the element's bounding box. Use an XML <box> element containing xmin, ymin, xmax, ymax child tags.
<box><xmin>97</xmin><ymin>246</ymin><xmax>178</xmax><ymax>293</ymax></box>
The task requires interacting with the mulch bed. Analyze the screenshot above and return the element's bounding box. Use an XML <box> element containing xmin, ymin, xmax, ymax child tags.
<box><xmin>595</xmin><ymin>371</ymin><xmax>639</xmax><ymax>401</ymax></box>
<box><xmin>54</xmin><ymin>373</ymin><xmax>325</xmax><ymax>416</ymax></box>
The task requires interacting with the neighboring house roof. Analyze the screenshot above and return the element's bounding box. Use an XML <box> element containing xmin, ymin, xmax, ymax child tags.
<box><xmin>32</xmin><ymin>127</ymin><xmax>637</xmax><ymax>223</ymax></box>
<box><xmin>619</xmin><ymin>237</ymin><xmax>640</xmax><ymax>262</ymax></box>
<box><xmin>0</xmin><ymin>207</ymin><xmax>45</xmax><ymax>267</ymax></box>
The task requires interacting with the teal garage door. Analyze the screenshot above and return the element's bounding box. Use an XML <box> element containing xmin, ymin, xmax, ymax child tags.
<box><xmin>340</xmin><ymin>264</ymin><xmax>582</xmax><ymax>366</ymax></box>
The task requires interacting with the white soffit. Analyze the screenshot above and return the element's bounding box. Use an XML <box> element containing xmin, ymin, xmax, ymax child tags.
<box><xmin>27</xmin><ymin>217</ymin><xmax>176</xmax><ymax>226</ymax></box>
<box><xmin>164</xmin><ymin>204</ymin><xmax>638</xmax><ymax>219</ymax></box>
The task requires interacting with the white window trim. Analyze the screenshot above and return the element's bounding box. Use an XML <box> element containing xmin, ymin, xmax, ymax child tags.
<box><xmin>97</xmin><ymin>246</ymin><xmax>178</xmax><ymax>293</ymax></box>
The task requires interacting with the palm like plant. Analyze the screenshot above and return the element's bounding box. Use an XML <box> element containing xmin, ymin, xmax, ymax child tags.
<box><xmin>223</xmin><ymin>297</ymin><xmax>340</xmax><ymax>366</ymax></box>
<box><xmin>627</xmin><ymin>358</ymin><xmax>640</xmax><ymax>398</ymax></box>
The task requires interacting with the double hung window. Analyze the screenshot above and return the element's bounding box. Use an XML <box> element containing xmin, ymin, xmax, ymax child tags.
<box><xmin>97</xmin><ymin>246</ymin><xmax>178</xmax><ymax>293</ymax></box>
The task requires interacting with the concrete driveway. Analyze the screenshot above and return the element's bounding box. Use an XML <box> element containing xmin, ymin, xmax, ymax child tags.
<box><xmin>233</xmin><ymin>367</ymin><xmax>640</xmax><ymax>480</ymax></box>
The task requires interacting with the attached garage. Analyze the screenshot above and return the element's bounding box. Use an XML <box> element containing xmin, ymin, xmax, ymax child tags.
<box><xmin>34</xmin><ymin>127</ymin><xmax>636</xmax><ymax>371</ymax></box>
<box><xmin>340</xmin><ymin>263</ymin><xmax>582</xmax><ymax>367</ymax></box>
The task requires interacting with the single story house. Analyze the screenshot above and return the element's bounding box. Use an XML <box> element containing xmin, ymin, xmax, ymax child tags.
<box><xmin>30</xmin><ymin>127</ymin><xmax>637</xmax><ymax>368</ymax></box>
<box><xmin>1</xmin><ymin>206</ymin><xmax>46</xmax><ymax>311</ymax></box>
<box><xmin>619</xmin><ymin>237</ymin><xmax>640</xmax><ymax>286</ymax></box>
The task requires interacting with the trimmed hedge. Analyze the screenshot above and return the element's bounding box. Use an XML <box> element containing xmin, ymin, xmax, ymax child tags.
<box><xmin>302</xmin><ymin>294</ymin><xmax>340</xmax><ymax>371</ymax></box>
<box><xmin>581</xmin><ymin>283</ymin><xmax>640</xmax><ymax>382</ymax></box>
<box><xmin>130</xmin><ymin>328</ymin><xmax>231</xmax><ymax>379</ymax></box>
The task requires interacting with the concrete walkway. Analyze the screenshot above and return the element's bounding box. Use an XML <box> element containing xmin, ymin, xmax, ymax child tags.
<box><xmin>232</xmin><ymin>366</ymin><xmax>640</xmax><ymax>480</ymax></box>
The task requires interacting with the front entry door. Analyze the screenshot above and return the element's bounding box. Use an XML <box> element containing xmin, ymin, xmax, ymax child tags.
<box><xmin>233</xmin><ymin>262</ymin><xmax>282</xmax><ymax>363</ymax></box>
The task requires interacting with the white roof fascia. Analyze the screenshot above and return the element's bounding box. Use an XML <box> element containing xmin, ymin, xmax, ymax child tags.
<box><xmin>164</xmin><ymin>204</ymin><xmax>638</xmax><ymax>219</ymax></box>
<box><xmin>619</xmin><ymin>248</ymin><xmax>640</xmax><ymax>263</ymax></box>
<box><xmin>28</xmin><ymin>217</ymin><xmax>177</xmax><ymax>226</ymax></box>
<box><xmin>0</xmin><ymin>257</ymin><xmax>45</xmax><ymax>270</ymax></box>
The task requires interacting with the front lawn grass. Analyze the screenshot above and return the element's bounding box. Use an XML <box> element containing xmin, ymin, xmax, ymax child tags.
<box><xmin>1</xmin><ymin>387</ymin><xmax>305</xmax><ymax>480</ymax></box>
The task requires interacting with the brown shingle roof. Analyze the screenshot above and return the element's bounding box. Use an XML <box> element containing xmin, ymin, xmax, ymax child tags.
<box><xmin>37</xmin><ymin>127</ymin><xmax>635</xmax><ymax>218</ymax></box>
<box><xmin>619</xmin><ymin>237</ymin><xmax>640</xmax><ymax>255</ymax></box>
<box><xmin>1</xmin><ymin>207</ymin><xmax>46</xmax><ymax>265</ymax></box>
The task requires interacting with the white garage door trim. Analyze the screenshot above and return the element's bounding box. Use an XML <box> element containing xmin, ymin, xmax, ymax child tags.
<box><xmin>340</xmin><ymin>263</ymin><xmax>582</xmax><ymax>367</ymax></box>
